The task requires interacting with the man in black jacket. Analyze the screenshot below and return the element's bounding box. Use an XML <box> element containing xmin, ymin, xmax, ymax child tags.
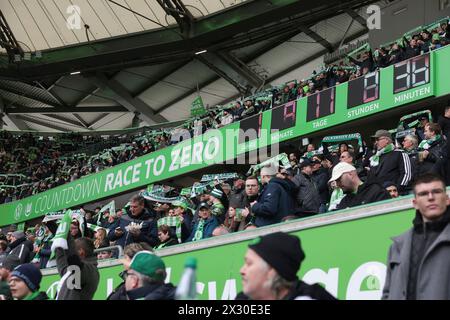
<box><xmin>292</xmin><ymin>158</ymin><xmax>321</xmax><ymax>215</ymax></box>
<box><xmin>417</xmin><ymin>122</ymin><xmax>447</xmax><ymax>176</ymax></box>
<box><xmin>329</xmin><ymin>162</ymin><xmax>390</xmax><ymax>210</ymax></box>
<box><xmin>368</xmin><ymin>130</ymin><xmax>412</xmax><ymax>194</ymax></box>
<box><xmin>438</xmin><ymin>103</ymin><xmax>450</xmax><ymax>140</ymax></box>
<box><xmin>237</xmin><ymin>232</ymin><xmax>336</xmax><ymax>300</ymax></box>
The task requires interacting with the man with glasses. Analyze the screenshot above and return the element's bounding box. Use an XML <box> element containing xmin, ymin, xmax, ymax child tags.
<box><xmin>329</xmin><ymin>162</ymin><xmax>390</xmax><ymax>210</ymax></box>
<box><xmin>383</xmin><ymin>173</ymin><xmax>450</xmax><ymax>300</ymax></box>
<box><xmin>368</xmin><ymin>130</ymin><xmax>412</xmax><ymax>195</ymax></box>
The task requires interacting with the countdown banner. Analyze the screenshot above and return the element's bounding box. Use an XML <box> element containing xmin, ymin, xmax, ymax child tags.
<box><xmin>2</xmin><ymin>46</ymin><xmax>450</xmax><ymax>226</ymax></box>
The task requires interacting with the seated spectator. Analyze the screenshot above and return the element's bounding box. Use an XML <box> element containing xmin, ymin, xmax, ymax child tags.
<box><xmin>94</xmin><ymin>228</ymin><xmax>110</xmax><ymax>249</ymax></box>
<box><xmin>251</xmin><ymin>165</ymin><xmax>297</xmax><ymax>227</ymax></box>
<box><xmin>108</xmin><ymin>195</ymin><xmax>158</xmax><ymax>248</ymax></box>
<box><xmin>329</xmin><ymin>162</ymin><xmax>390</xmax><ymax>210</ymax></box>
<box><xmin>186</xmin><ymin>203</ymin><xmax>219</xmax><ymax>242</ymax></box>
<box><xmin>384</xmin><ymin>181</ymin><xmax>399</xmax><ymax>198</ymax></box>
<box><xmin>124</xmin><ymin>251</ymin><xmax>176</xmax><ymax>300</ymax></box>
<box><xmin>97</xmin><ymin>249</ymin><xmax>113</xmax><ymax>260</ymax></box>
<box><xmin>8</xmin><ymin>263</ymin><xmax>48</xmax><ymax>300</ymax></box>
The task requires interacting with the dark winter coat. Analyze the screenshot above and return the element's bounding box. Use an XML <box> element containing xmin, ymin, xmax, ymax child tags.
<box><xmin>292</xmin><ymin>173</ymin><xmax>321</xmax><ymax>213</ymax></box>
<box><xmin>7</xmin><ymin>237</ymin><xmax>32</xmax><ymax>264</ymax></box>
<box><xmin>108</xmin><ymin>208</ymin><xmax>158</xmax><ymax>248</ymax></box>
<box><xmin>126</xmin><ymin>283</ymin><xmax>176</xmax><ymax>300</ymax></box>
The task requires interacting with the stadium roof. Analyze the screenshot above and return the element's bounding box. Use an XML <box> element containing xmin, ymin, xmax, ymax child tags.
<box><xmin>0</xmin><ymin>0</ymin><xmax>388</xmax><ymax>132</ymax></box>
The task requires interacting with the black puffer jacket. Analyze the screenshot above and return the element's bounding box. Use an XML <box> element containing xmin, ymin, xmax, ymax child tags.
<box><xmin>337</xmin><ymin>180</ymin><xmax>391</xmax><ymax>210</ymax></box>
<box><xmin>292</xmin><ymin>173</ymin><xmax>321</xmax><ymax>213</ymax></box>
<box><xmin>417</xmin><ymin>138</ymin><xmax>447</xmax><ymax>176</ymax></box>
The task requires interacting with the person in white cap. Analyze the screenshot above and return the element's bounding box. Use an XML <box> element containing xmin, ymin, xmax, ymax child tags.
<box><xmin>329</xmin><ymin>162</ymin><xmax>390</xmax><ymax>210</ymax></box>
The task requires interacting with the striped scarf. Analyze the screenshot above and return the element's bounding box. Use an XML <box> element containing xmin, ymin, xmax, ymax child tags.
<box><xmin>418</xmin><ymin>134</ymin><xmax>441</xmax><ymax>150</ymax></box>
<box><xmin>370</xmin><ymin>143</ymin><xmax>394</xmax><ymax>167</ymax></box>
<box><xmin>191</xmin><ymin>219</ymin><xmax>206</xmax><ymax>242</ymax></box>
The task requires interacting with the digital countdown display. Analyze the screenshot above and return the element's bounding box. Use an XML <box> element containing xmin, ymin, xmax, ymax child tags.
<box><xmin>238</xmin><ymin>113</ymin><xmax>262</xmax><ymax>144</ymax></box>
<box><xmin>393</xmin><ymin>52</ymin><xmax>430</xmax><ymax>94</ymax></box>
<box><xmin>306</xmin><ymin>87</ymin><xmax>335</xmax><ymax>122</ymax></box>
<box><xmin>347</xmin><ymin>71</ymin><xmax>380</xmax><ymax>108</ymax></box>
<box><xmin>270</xmin><ymin>101</ymin><xmax>296</xmax><ymax>131</ymax></box>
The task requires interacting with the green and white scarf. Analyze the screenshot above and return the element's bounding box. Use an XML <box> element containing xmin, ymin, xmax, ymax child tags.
<box><xmin>369</xmin><ymin>143</ymin><xmax>395</xmax><ymax>167</ymax></box>
<box><xmin>418</xmin><ymin>134</ymin><xmax>441</xmax><ymax>150</ymax></box>
<box><xmin>157</xmin><ymin>216</ymin><xmax>182</xmax><ymax>243</ymax></box>
<box><xmin>50</xmin><ymin>209</ymin><xmax>72</xmax><ymax>254</ymax></box>
<box><xmin>191</xmin><ymin>219</ymin><xmax>206</xmax><ymax>242</ymax></box>
<box><xmin>328</xmin><ymin>188</ymin><xmax>345</xmax><ymax>211</ymax></box>
<box><xmin>96</xmin><ymin>201</ymin><xmax>116</xmax><ymax>225</ymax></box>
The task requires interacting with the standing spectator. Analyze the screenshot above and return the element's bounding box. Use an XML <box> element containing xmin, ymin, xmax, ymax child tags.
<box><xmin>34</xmin><ymin>224</ymin><xmax>53</xmax><ymax>269</ymax></box>
<box><xmin>251</xmin><ymin>165</ymin><xmax>297</xmax><ymax>227</ymax></box>
<box><xmin>186</xmin><ymin>203</ymin><xmax>219</xmax><ymax>242</ymax></box>
<box><xmin>292</xmin><ymin>159</ymin><xmax>321</xmax><ymax>216</ymax></box>
<box><xmin>0</xmin><ymin>240</ymin><xmax>7</xmax><ymax>261</ymax></box>
<box><xmin>124</xmin><ymin>251</ymin><xmax>176</xmax><ymax>300</ymax></box>
<box><xmin>0</xmin><ymin>255</ymin><xmax>20</xmax><ymax>300</ymax></box>
<box><xmin>237</xmin><ymin>232</ymin><xmax>336</xmax><ymax>300</ymax></box>
<box><xmin>330</xmin><ymin>162</ymin><xmax>390</xmax><ymax>210</ymax></box>
<box><xmin>417</xmin><ymin>123</ymin><xmax>447</xmax><ymax>176</ymax></box>
<box><xmin>368</xmin><ymin>130</ymin><xmax>412</xmax><ymax>194</ymax></box>
<box><xmin>8</xmin><ymin>263</ymin><xmax>48</xmax><ymax>300</ymax></box>
<box><xmin>108</xmin><ymin>195</ymin><xmax>158</xmax><ymax>248</ymax></box>
<box><xmin>171</xmin><ymin>199</ymin><xmax>193</xmax><ymax>242</ymax></box>
<box><xmin>229</xmin><ymin>176</ymin><xmax>260</xmax><ymax>230</ymax></box>
<box><xmin>383</xmin><ymin>181</ymin><xmax>399</xmax><ymax>198</ymax></box>
<box><xmin>55</xmin><ymin>237</ymin><xmax>100</xmax><ymax>300</ymax></box>
<box><xmin>7</xmin><ymin>231</ymin><xmax>33</xmax><ymax>264</ymax></box>
<box><xmin>219</xmin><ymin>110</ymin><xmax>234</xmax><ymax>127</ymax></box>
<box><xmin>401</xmin><ymin>134</ymin><xmax>419</xmax><ymax>181</ymax></box>
<box><xmin>438</xmin><ymin>103</ymin><xmax>450</xmax><ymax>140</ymax></box>
<box><xmin>383</xmin><ymin>173</ymin><xmax>450</xmax><ymax>300</ymax></box>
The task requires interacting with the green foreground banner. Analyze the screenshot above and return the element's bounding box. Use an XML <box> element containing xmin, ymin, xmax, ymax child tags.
<box><xmin>2</xmin><ymin>46</ymin><xmax>450</xmax><ymax>226</ymax></box>
<box><xmin>40</xmin><ymin>206</ymin><xmax>414</xmax><ymax>300</ymax></box>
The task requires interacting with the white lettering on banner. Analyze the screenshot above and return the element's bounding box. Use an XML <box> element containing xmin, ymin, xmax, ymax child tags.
<box><xmin>33</xmin><ymin>177</ymin><xmax>102</xmax><ymax>215</ymax></box>
<box><xmin>312</xmin><ymin>119</ymin><xmax>328</xmax><ymax>129</ymax></box>
<box><xmin>271</xmin><ymin>129</ymin><xmax>294</xmax><ymax>142</ymax></box>
<box><xmin>180</xmin><ymin>145</ymin><xmax>192</xmax><ymax>168</ymax></box>
<box><xmin>192</xmin><ymin>141</ymin><xmax>203</xmax><ymax>164</ymax></box>
<box><xmin>104</xmin><ymin>163</ymin><xmax>142</xmax><ymax>192</ymax></box>
<box><xmin>169</xmin><ymin>136</ymin><xmax>221</xmax><ymax>170</ymax></box>
<box><xmin>302</xmin><ymin>268</ymin><xmax>339</xmax><ymax>298</ymax></box>
<box><xmin>154</xmin><ymin>155</ymin><xmax>165</xmax><ymax>176</ymax></box>
<box><xmin>221</xmin><ymin>279</ymin><xmax>237</xmax><ymax>300</ymax></box>
<box><xmin>346</xmin><ymin>262</ymin><xmax>386</xmax><ymax>300</ymax></box>
<box><xmin>169</xmin><ymin>149</ymin><xmax>181</xmax><ymax>171</ymax></box>
<box><xmin>394</xmin><ymin>86</ymin><xmax>431</xmax><ymax>104</ymax></box>
<box><xmin>347</xmin><ymin>102</ymin><xmax>380</xmax><ymax>118</ymax></box>
<box><xmin>208</xmin><ymin>282</ymin><xmax>216</xmax><ymax>300</ymax></box>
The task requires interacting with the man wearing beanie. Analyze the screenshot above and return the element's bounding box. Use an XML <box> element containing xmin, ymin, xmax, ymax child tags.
<box><xmin>9</xmin><ymin>263</ymin><xmax>48</xmax><ymax>300</ymax></box>
<box><xmin>238</xmin><ymin>232</ymin><xmax>336</xmax><ymax>300</ymax></box>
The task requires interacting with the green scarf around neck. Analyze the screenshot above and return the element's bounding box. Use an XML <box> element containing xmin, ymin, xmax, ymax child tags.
<box><xmin>370</xmin><ymin>143</ymin><xmax>394</xmax><ymax>167</ymax></box>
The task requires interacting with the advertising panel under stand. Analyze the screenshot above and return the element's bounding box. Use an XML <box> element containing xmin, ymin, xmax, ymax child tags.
<box><xmin>1</xmin><ymin>46</ymin><xmax>450</xmax><ymax>227</ymax></box>
<box><xmin>39</xmin><ymin>205</ymin><xmax>415</xmax><ymax>300</ymax></box>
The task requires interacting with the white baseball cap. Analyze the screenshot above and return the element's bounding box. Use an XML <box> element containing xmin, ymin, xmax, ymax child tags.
<box><xmin>328</xmin><ymin>162</ymin><xmax>357</xmax><ymax>183</ymax></box>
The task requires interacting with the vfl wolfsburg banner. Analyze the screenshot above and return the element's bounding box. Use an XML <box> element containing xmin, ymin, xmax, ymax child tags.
<box><xmin>140</xmin><ymin>191</ymin><xmax>181</xmax><ymax>204</ymax></box>
<box><xmin>247</xmin><ymin>153</ymin><xmax>290</xmax><ymax>175</ymax></box>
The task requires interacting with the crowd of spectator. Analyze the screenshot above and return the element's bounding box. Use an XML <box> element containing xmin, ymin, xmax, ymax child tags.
<box><xmin>1</xmin><ymin>19</ymin><xmax>450</xmax><ymax>206</ymax></box>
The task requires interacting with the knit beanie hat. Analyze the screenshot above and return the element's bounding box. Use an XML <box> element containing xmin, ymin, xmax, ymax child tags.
<box><xmin>11</xmin><ymin>263</ymin><xmax>42</xmax><ymax>292</ymax></box>
<box><xmin>248</xmin><ymin>232</ymin><xmax>305</xmax><ymax>281</ymax></box>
